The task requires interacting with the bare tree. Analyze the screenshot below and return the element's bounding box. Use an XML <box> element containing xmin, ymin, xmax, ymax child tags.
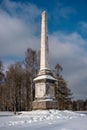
<box><xmin>6</xmin><ymin>62</ymin><xmax>25</xmax><ymax>114</ymax></box>
<box><xmin>0</xmin><ymin>60</ymin><xmax>5</xmax><ymax>111</ymax></box>
<box><xmin>54</xmin><ymin>64</ymin><xmax>63</xmax><ymax>77</ymax></box>
<box><xmin>24</xmin><ymin>48</ymin><xmax>38</xmax><ymax>110</ymax></box>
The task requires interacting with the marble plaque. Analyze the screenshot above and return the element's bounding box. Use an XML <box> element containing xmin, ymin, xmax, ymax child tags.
<box><xmin>35</xmin><ymin>83</ymin><xmax>46</xmax><ymax>98</ymax></box>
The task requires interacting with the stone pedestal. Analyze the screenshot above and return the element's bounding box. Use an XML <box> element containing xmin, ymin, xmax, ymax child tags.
<box><xmin>32</xmin><ymin>77</ymin><xmax>58</xmax><ymax>110</ymax></box>
<box><xmin>33</xmin><ymin>100</ymin><xmax>58</xmax><ymax>110</ymax></box>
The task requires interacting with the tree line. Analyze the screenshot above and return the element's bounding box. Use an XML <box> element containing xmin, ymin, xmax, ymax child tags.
<box><xmin>0</xmin><ymin>48</ymin><xmax>86</xmax><ymax>114</ymax></box>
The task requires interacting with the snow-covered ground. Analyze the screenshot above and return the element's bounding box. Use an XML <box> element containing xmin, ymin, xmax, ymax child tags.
<box><xmin>0</xmin><ymin>110</ymin><xmax>87</xmax><ymax>130</ymax></box>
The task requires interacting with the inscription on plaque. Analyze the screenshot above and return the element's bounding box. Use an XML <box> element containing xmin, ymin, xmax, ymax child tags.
<box><xmin>46</xmin><ymin>83</ymin><xmax>55</xmax><ymax>98</ymax></box>
<box><xmin>35</xmin><ymin>83</ymin><xmax>45</xmax><ymax>98</ymax></box>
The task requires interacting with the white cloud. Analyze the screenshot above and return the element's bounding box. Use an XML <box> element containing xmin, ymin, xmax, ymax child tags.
<box><xmin>49</xmin><ymin>32</ymin><xmax>87</xmax><ymax>99</ymax></box>
<box><xmin>79</xmin><ymin>21</ymin><xmax>87</xmax><ymax>33</ymax></box>
<box><xmin>0</xmin><ymin>0</ymin><xmax>41</xmax><ymax>57</ymax></box>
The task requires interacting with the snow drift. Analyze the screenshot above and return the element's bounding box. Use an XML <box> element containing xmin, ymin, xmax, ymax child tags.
<box><xmin>0</xmin><ymin>110</ymin><xmax>87</xmax><ymax>130</ymax></box>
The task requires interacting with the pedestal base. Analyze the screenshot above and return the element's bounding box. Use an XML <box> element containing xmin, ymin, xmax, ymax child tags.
<box><xmin>32</xmin><ymin>100</ymin><xmax>58</xmax><ymax>110</ymax></box>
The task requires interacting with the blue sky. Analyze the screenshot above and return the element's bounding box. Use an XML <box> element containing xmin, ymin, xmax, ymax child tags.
<box><xmin>0</xmin><ymin>0</ymin><xmax>87</xmax><ymax>100</ymax></box>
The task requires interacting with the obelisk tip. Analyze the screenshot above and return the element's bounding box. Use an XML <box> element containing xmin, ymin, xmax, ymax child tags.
<box><xmin>42</xmin><ymin>11</ymin><xmax>47</xmax><ymax>15</ymax></box>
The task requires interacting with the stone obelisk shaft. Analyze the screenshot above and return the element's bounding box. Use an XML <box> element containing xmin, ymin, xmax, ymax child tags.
<box><xmin>40</xmin><ymin>11</ymin><xmax>49</xmax><ymax>70</ymax></box>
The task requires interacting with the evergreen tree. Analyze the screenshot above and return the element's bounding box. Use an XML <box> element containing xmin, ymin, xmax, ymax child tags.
<box><xmin>54</xmin><ymin>64</ymin><xmax>72</xmax><ymax>110</ymax></box>
<box><xmin>56</xmin><ymin>76</ymin><xmax>72</xmax><ymax>110</ymax></box>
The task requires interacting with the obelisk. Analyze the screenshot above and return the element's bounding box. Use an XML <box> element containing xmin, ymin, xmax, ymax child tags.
<box><xmin>32</xmin><ymin>11</ymin><xmax>58</xmax><ymax>110</ymax></box>
<box><xmin>40</xmin><ymin>11</ymin><xmax>49</xmax><ymax>71</ymax></box>
<box><xmin>38</xmin><ymin>11</ymin><xmax>51</xmax><ymax>75</ymax></box>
